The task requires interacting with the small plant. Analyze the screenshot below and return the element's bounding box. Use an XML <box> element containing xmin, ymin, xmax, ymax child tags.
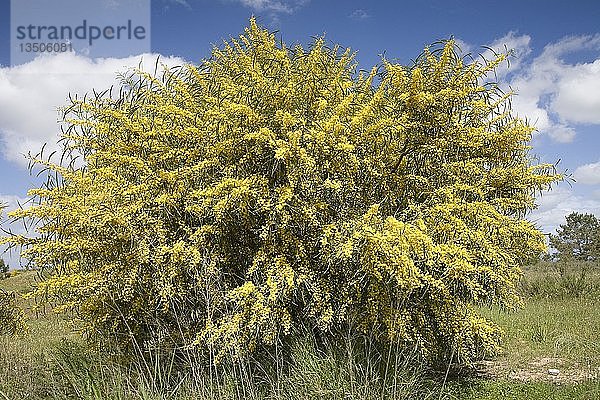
<box><xmin>529</xmin><ymin>321</ymin><xmax>548</xmax><ymax>343</ymax></box>
<box><xmin>0</xmin><ymin>259</ymin><xmax>8</xmax><ymax>279</ymax></box>
<box><xmin>0</xmin><ymin>289</ymin><xmax>26</xmax><ymax>336</ymax></box>
<box><xmin>0</xmin><ymin>207</ymin><xmax>26</xmax><ymax>337</ymax></box>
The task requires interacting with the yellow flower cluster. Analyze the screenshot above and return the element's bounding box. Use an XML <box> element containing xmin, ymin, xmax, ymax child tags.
<box><xmin>3</xmin><ymin>19</ymin><xmax>560</xmax><ymax>364</ymax></box>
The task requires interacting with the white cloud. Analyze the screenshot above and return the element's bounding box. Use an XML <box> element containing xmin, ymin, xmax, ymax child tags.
<box><xmin>435</xmin><ymin>34</ymin><xmax>600</xmax><ymax>235</ymax></box>
<box><xmin>0</xmin><ymin>194</ymin><xmax>31</xmax><ymax>238</ymax></box>
<box><xmin>551</xmin><ymin>59</ymin><xmax>600</xmax><ymax>124</ymax></box>
<box><xmin>0</xmin><ymin>194</ymin><xmax>30</xmax><ymax>218</ymax></box>
<box><xmin>453</xmin><ymin>38</ymin><xmax>473</xmax><ymax>55</ymax></box>
<box><xmin>540</xmin><ymin>34</ymin><xmax>600</xmax><ymax>60</ymax></box>
<box><xmin>528</xmin><ymin>186</ymin><xmax>600</xmax><ymax>234</ymax></box>
<box><xmin>546</xmin><ymin>124</ymin><xmax>576</xmax><ymax>143</ymax></box>
<box><xmin>496</xmin><ymin>34</ymin><xmax>600</xmax><ymax>143</ymax></box>
<box><xmin>0</xmin><ymin>52</ymin><xmax>187</xmax><ymax>167</ymax></box>
<box><xmin>0</xmin><ymin>52</ymin><xmax>186</xmax><ymax>267</ymax></box>
<box><xmin>574</xmin><ymin>161</ymin><xmax>600</xmax><ymax>185</ymax></box>
<box><xmin>484</xmin><ymin>31</ymin><xmax>531</xmax><ymax>79</ymax></box>
<box><xmin>349</xmin><ymin>9</ymin><xmax>370</xmax><ymax>20</ymax></box>
<box><xmin>168</xmin><ymin>0</ymin><xmax>192</xmax><ymax>8</ymax></box>
<box><xmin>235</xmin><ymin>0</ymin><xmax>308</xmax><ymax>14</ymax></box>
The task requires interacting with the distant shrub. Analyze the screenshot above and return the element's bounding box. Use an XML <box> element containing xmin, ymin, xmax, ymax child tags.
<box><xmin>0</xmin><ymin>259</ymin><xmax>8</xmax><ymax>279</ymax></box>
<box><xmin>0</xmin><ymin>289</ymin><xmax>26</xmax><ymax>336</ymax></box>
<box><xmin>549</xmin><ymin>212</ymin><xmax>600</xmax><ymax>262</ymax></box>
<box><xmin>519</xmin><ymin>261</ymin><xmax>600</xmax><ymax>299</ymax></box>
<box><xmin>4</xmin><ymin>20</ymin><xmax>559</xmax><ymax>365</ymax></box>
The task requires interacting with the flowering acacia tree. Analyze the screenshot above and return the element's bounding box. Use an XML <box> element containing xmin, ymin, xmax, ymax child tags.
<box><xmin>4</xmin><ymin>20</ymin><xmax>559</xmax><ymax>364</ymax></box>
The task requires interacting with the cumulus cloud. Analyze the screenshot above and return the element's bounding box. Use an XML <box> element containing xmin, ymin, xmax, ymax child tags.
<box><xmin>349</xmin><ymin>9</ymin><xmax>370</xmax><ymax>20</ymax></box>
<box><xmin>169</xmin><ymin>0</ymin><xmax>192</xmax><ymax>8</ymax></box>
<box><xmin>0</xmin><ymin>51</ymin><xmax>187</xmax><ymax>267</ymax></box>
<box><xmin>0</xmin><ymin>194</ymin><xmax>31</xmax><ymax>238</ymax></box>
<box><xmin>405</xmin><ymin>31</ymin><xmax>600</xmax><ymax>242</ymax></box>
<box><xmin>546</xmin><ymin>124</ymin><xmax>576</xmax><ymax>143</ymax></box>
<box><xmin>235</xmin><ymin>0</ymin><xmax>308</xmax><ymax>14</ymax></box>
<box><xmin>483</xmin><ymin>31</ymin><xmax>531</xmax><ymax>79</ymax></box>
<box><xmin>491</xmin><ymin>34</ymin><xmax>600</xmax><ymax>234</ymax></box>
<box><xmin>551</xmin><ymin>59</ymin><xmax>600</xmax><ymax>124</ymax></box>
<box><xmin>453</xmin><ymin>38</ymin><xmax>473</xmax><ymax>55</ymax></box>
<box><xmin>0</xmin><ymin>52</ymin><xmax>187</xmax><ymax>167</ymax></box>
<box><xmin>528</xmin><ymin>186</ymin><xmax>600</xmax><ymax>234</ymax></box>
<box><xmin>0</xmin><ymin>194</ymin><xmax>29</xmax><ymax>218</ymax></box>
<box><xmin>574</xmin><ymin>161</ymin><xmax>600</xmax><ymax>185</ymax></box>
<box><xmin>490</xmin><ymin>33</ymin><xmax>600</xmax><ymax>143</ymax></box>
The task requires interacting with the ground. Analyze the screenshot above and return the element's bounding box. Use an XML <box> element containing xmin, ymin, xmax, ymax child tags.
<box><xmin>1</xmin><ymin>264</ymin><xmax>599</xmax><ymax>399</ymax></box>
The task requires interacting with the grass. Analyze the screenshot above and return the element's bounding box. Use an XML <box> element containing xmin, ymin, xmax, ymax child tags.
<box><xmin>1</xmin><ymin>271</ymin><xmax>430</xmax><ymax>399</ymax></box>
<box><xmin>441</xmin><ymin>379</ymin><xmax>600</xmax><ymax>400</ymax></box>
<box><xmin>0</xmin><ymin>271</ymin><xmax>81</xmax><ymax>399</ymax></box>
<box><xmin>0</xmin><ymin>270</ymin><xmax>38</xmax><ymax>293</ymax></box>
<box><xmin>518</xmin><ymin>261</ymin><xmax>600</xmax><ymax>299</ymax></box>
<box><xmin>1</xmin><ymin>263</ymin><xmax>599</xmax><ymax>399</ymax></box>
<box><xmin>471</xmin><ymin>261</ymin><xmax>600</xmax><ymax>388</ymax></box>
<box><xmin>480</xmin><ymin>297</ymin><xmax>600</xmax><ymax>372</ymax></box>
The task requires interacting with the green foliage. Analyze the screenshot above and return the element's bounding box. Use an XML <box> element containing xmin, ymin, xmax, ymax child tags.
<box><xmin>519</xmin><ymin>261</ymin><xmax>600</xmax><ymax>299</ymax></box>
<box><xmin>550</xmin><ymin>212</ymin><xmax>600</xmax><ymax>262</ymax></box>
<box><xmin>0</xmin><ymin>259</ymin><xmax>8</xmax><ymax>278</ymax></box>
<box><xmin>3</xmin><ymin>20</ymin><xmax>560</xmax><ymax>365</ymax></box>
<box><xmin>445</xmin><ymin>379</ymin><xmax>600</xmax><ymax>400</ymax></box>
<box><xmin>1</xmin><ymin>262</ymin><xmax>598</xmax><ymax>400</ymax></box>
<box><xmin>0</xmin><ymin>206</ymin><xmax>26</xmax><ymax>336</ymax></box>
<box><xmin>479</xmin><ymin>296</ymin><xmax>600</xmax><ymax>384</ymax></box>
<box><xmin>0</xmin><ymin>289</ymin><xmax>26</xmax><ymax>336</ymax></box>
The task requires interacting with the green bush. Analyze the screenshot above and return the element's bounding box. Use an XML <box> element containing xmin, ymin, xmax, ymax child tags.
<box><xmin>519</xmin><ymin>261</ymin><xmax>600</xmax><ymax>299</ymax></box>
<box><xmin>0</xmin><ymin>259</ymin><xmax>8</xmax><ymax>279</ymax></box>
<box><xmin>0</xmin><ymin>205</ymin><xmax>26</xmax><ymax>336</ymax></box>
<box><xmin>4</xmin><ymin>20</ymin><xmax>559</xmax><ymax>366</ymax></box>
<box><xmin>549</xmin><ymin>212</ymin><xmax>600</xmax><ymax>262</ymax></box>
<box><xmin>0</xmin><ymin>289</ymin><xmax>26</xmax><ymax>336</ymax></box>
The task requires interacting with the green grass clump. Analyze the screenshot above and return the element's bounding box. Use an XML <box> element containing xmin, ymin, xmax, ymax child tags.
<box><xmin>442</xmin><ymin>379</ymin><xmax>600</xmax><ymax>400</ymax></box>
<box><xmin>2</xmin><ymin>263</ymin><xmax>600</xmax><ymax>400</ymax></box>
<box><xmin>1</xmin><ymin>272</ymin><xmax>430</xmax><ymax>399</ymax></box>
<box><xmin>477</xmin><ymin>296</ymin><xmax>600</xmax><ymax>388</ymax></box>
<box><xmin>519</xmin><ymin>261</ymin><xmax>600</xmax><ymax>299</ymax></box>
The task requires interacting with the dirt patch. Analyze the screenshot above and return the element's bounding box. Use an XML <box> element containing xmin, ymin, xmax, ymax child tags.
<box><xmin>476</xmin><ymin>357</ymin><xmax>599</xmax><ymax>383</ymax></box>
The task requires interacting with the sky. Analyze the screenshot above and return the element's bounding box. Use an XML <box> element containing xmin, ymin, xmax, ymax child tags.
<box><xmin>1</xmin><ymin>0</ymin><xmax>600</xmax><ymax>266</ymax></box>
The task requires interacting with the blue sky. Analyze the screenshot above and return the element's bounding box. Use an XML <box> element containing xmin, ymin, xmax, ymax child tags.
<box><xmin>1</xmin><ymin>0</ymin><xmax>600</xmax><ymax>266</ymax></box>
